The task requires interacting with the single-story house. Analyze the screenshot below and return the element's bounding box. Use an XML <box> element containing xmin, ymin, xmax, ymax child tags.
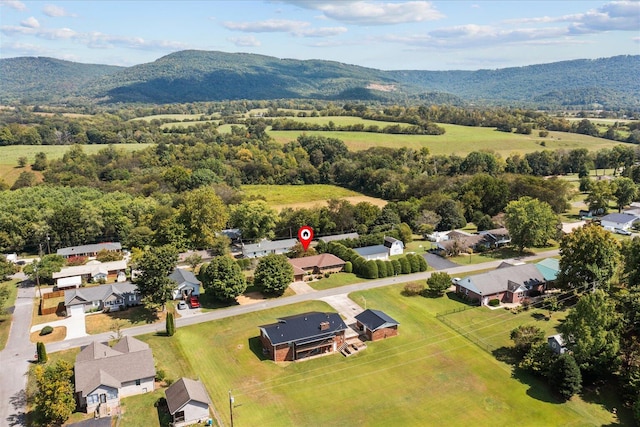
<box><xmin>165</xmin><ymin>378</ymin><xmax>212</xmax><ymax>427</ymax></box>
<box><xmin>318</xmin><ymin>232</ymin><xmax>359</xmax><ymax>244</ymax></box>
<box><xmin>600</xmin><ymin>213</ymin><xmax>638</xmax><ymax>231</ymax></box>
<box><xmin>242</xmin><ymin>238</ymin><xmax>298</xmax><ymax>258</ymax></box>
<box><xmin>548</xmin><ymin>334</ymin><xmax>567</xmax><ymax>354</ymax></box>
<box><xmin>455</xmin><ymin>259</ymin><xmax>559</xmax><ymax>306</ymax></box>
<box><xmin>3</xmin><ymin>253</ymin><xmax>18</xmax><ymax>263</ymax></box>
<box><xmin>478</xmin><ymin>228</ymin><xmax>511</xmax><ymax>248</ymax></box>
<box><xmin>535</xmin><ymin>258</ymin><xmax>560</xmax><ymax>283</ymax></box>
<box><xmin>74</xmin><ymin>336</ymin><xmax>155</xmax><ymax>416</ymax></box>
<box><xmin>219</xmin><ymin>228</ymin><xmax>242</xmax><ymax>242</ymax></box>
<box><xmin>65</xmin><ymin>282</ymin><xmax>140</xmax><ymax>315</ymax></box>
<box><xmin>355</xmin><ymin>309</ymin><xmax>400</xmax><ymax>341</ymax></box>
<box><xmin>384</xmin><ymin>236</ymin><xmax>404</xmax><ymax>256</ymax></box>
<box><xmin>623</xmin><ymin>206</ymin><xmax>640</xmax><ymax>220</ymax></box>
<box><xmin>169</xmin><ymin>268</ymin><xmax>201</xmax><ymax>300</ymax></box>
<box><xmin>56</xmin><ymin>275</ymin><xmax>83</xmax><ymax>290</ymax></box>
<box><xmin>288</xmin><ymin>254</ymin><xmax>346</xmax><ymax>281</ymax></box>
<box><xmin>52</xmin><ymin>260</ymin><xmax>128</xmax><ymax>287</ymax></box>
<box><xmin>259</xmin><ymin>311</ymin><xmax>348</xmax><ymax>362</ymax></box>
<box><xmin>435</xmin><ymin>231</ymin><xmax>485</xmax><ymax>256</ymax></box>
<box><xmin>426</xmin><ymin>231</ymin><xmax>450</xmax><ymax>242</ymax></box>
<box><xmin>57</xmin><ymin>242</ymin><xmax>122</xmax><ymax>259</ymax></box>
<box><xmin>354</xmin><ymin>245</ymin><xmax>389</xmax><ymax>261</ymax></box>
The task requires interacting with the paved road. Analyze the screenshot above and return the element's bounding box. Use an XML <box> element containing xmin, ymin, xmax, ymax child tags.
<box><xmin>423</xmin><ymin>252</ymin><xmax>459</xmax><ymax>270</ymax></box>
<box><xmin>0</xmin><ymin>274</ymin><xmax>35</xmax><ymax>427</ymax></box>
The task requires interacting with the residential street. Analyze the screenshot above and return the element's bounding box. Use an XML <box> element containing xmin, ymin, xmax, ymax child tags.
<box><xmin>1</xmin><ymin>248</ymin><xmax>559</xmax><ymax>426</ymax></box>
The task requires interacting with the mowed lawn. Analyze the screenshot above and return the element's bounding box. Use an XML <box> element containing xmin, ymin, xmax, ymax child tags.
<box><xmin>0</xmin><ymin>144</ymin><xmax>153</xmax><ymax>186</ymax></box>
<box><xmin>138</xmin><ymin>291</ymin><xmax>623</xmax><ymax>426</ymax></box>
<box><xmin>240</xmin><ymin>184</ymin><xmax>387</xmax><ymax>210</ymax></box>
<box><xmin>0</xmin><ymin>279</ymin><xmax>19</xmax><ymax>350</ymax></box>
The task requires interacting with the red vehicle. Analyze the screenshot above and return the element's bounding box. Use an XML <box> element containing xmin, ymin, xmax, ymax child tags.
<box><xmin>188</xmin><ymin>296</ymin><xmax>200</xmax><ymax>308</ymax></box>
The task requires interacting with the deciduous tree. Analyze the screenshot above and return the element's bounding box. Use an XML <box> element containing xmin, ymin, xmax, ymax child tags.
<box><xmin>230</xmin><ymin>200</ymin><xmax>278</xmax><ymax>240</ymax></box>
<box><xmin>254</xmin><ymin>254</ymin><xmax>293</xmax><ymax>296</ymax></box>
<box><xmin>135</xmin><ymin>245</ymin><xmax>178</xmax><ymax>310</ymax></box>
<box><xmin>510</xmin><ymin>325</ymin><xmax>545</xmax><ymax>356</ymax></box>
<box><xmin>34</xmin><ymin>360</ymin><xmax>75</xmax><ymax>425</ymax></box>
<box><xmin>178</xmin><ymin>187</ymin><xmax>228</xmax><ymax>249</ymax></box>
<box><xmin>426</xmin><ymin>272</ymin><xmax>452</xmax><ymax>297</ymax></box>
<box><xmin>200</xmin><ymin>256</ymin><xmax>247</xmax><ymax>301</ymax></box>
<box><xmin>504</xmin><ymin>197</ymin><xmax>558</xmax><ymax>252</ymax></box>
<box><xmin>612</xmin><ymin>177</ymin><xmax>638</xmax><ymax>212</ymax></box>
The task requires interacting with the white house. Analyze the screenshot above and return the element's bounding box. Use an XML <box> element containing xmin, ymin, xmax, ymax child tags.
<box><xmin>384</xmin><ymin>236</ymin><xmax>404</xmax><ymax>256</ymax></box>
<box><xmin>52</xmin><ymin>260</ymin><xmax>128</xmax><ymax>286</ymax></box>
<box><xmin>600</xmin><ymin>213</ymin><xmax>637</xmax><ymax>231</ymax></box>
<box><xmin>241</xmin><ymin>238</ymin><xmax>297</xmax><ymax>258</ymax></box>
<box><xmin>165</xmin><ymin>378</ymin><xmax>212</xmax><ymax>427</ymax></box>
<box><xmin>354</xmin><ymin>245</ymin><xmax>389</xmax><ymax>261</ymax></box>
<box><xmin>74</xmin><ymin>337</ymin><xmax>155</xmax><ymax>416</ymax></box>
<box><xmin>168</xmin><ymin>268</ymin><xmax>201</xmax><ymax>300</ymax></box>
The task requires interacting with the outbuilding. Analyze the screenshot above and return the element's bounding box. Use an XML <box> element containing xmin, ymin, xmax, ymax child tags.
<box><xmin>355</xmin><ymin>309</ymin><xmax>400</xmax><ymax>341</ymax></box>
<box><xmin>165</xmin><ymin>378</ymin><xmax>212</xmax><ymax>427</ymax></box>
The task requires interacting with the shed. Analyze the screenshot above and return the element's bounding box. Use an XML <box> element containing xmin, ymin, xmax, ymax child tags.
<box><xmin>165</xmin><ymin>378</ymin><xmax>211</xmax><ymax>427</ymax></box>
<box><xmin>355</xmin><ymin>309</ymin><xmax>400</xmax><ymax>341</ymax></box>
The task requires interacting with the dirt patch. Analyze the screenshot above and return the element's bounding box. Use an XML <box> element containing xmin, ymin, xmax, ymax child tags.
<box><xmin>273</xmin><ymin>196</ymin><xmax>387</xmax><ymax>212</ymax></box>
<box><xmin>236</xmin><ymin>292</ymin><xmax>267</xmax><ymax>305</ymax></box>
<box><xmin>30</xmin><ymin>326</ymin><xmax>67</xmax><ymax>343</ymax></box>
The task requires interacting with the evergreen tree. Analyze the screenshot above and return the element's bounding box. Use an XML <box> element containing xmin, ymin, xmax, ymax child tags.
<box><xmin>36</xmin><ymin>341</ymin><xmax>47</xmax><ymax>364</ymax></box>
<box><xmin>548</xmin><ymin>354</ymin><xmax>582</xmax><ymax>400</ymax></box>
<box><xmin>166</xmin><ymin>312</ymin><xmax>175</xmax><ymax>336</ymax></box>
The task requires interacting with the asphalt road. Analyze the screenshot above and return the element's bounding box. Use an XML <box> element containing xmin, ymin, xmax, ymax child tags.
<box><xmin>1</xmin><ymin>248</ymin><xmax>559</xmax><ymax>426</ymax></box>
<box><xmin>423</xmin><ymin>252</ymin><xmax>459</xmax><ymax>270</ymax></box>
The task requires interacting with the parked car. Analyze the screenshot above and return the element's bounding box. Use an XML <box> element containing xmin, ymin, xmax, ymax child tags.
<box><xmin>615</xmin><ymin>228</ymin><xmax>632</xmax><ymax>236</ymax></box>
<box><xmin>177</xmin><ymin>301</ymin><xmax>188</xmax><ymax>310</ymax></box>
<box><xmin>188</xmin><ymin>296</ymin><xmax>200</xmax><ymax>308</ymax></box>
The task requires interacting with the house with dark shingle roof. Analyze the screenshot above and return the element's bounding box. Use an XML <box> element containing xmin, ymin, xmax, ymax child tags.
<box><xmin>74</xmin><ymin>336</ymin><xmax>155</xmax><ymax>415</ymax></box>
<box><xmin>57</xmin><ymin>242</ymin><xmax>122</xmax><ymax>259</ymax></box>
<box><xmin>288</xmin><ymin>253</ymin><xmax>346</xmax><ymax>281</ymax></box>
<box><xmin>600</xmin><ymin>212</ymin><xmax>638</xmax><ymax>231</ymax></box>
<box><xmin>165</xmin><ymin>378</ymin><xmax>212</xmax><ymax>427</ymax></box>
<box><xmin>259</xmin><ymin>312</ymin><xmax>348</xmax><ymax>361</ymax></box>
<box><xmin>64</xmin><ymin>282</ymin><xmax>140</xmax><ymax>316</ymax></box>
<box><xmin>455</xmin><ymin>259</ymin><xmax>558</xmax><ymax>306</ymax></box>
<box><xmin>242</xmin><ymin>238</ymin><xmax>298</xmax><ymax>258</ymax></box>
<box><xmin>318</xmin><ymin>232</ymin><xmax>359</xmax><ymax>243</ymax></box>
<box><xmin>355</xmin><ymin>309</ymin><xmax>400</xmax><ymax>341</ymax></box>
<box><xmin>169</xmin><ymin>268</ymin><xmax>201</xmax><ymax>300</ymax></box>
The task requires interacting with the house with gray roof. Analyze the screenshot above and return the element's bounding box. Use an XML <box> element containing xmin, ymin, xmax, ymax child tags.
<box><xmin>600</xmin><ymin>213</ymin><xmax>638</xmax><ymax>231</ymax></box>
<box><xmin>57</xmin><ymin>242</ymin><xmax>122</xmax><ymax>259</ymax></box>
<box><xmin>74</xmin><ymin>336</ymin><xmax>155</xmax><ymax>416</ymax></box>
<box><xmin>169</xmin><ymin>268</ymin><xmax>201</xmax><ymax>300</ymax></box>
<box><xmin>355</xmin><ymin>309</ymin><xmax>400</xmax><ymax>341</ymax></box>
<box><xmin>165</xmin><ymin>378</ymin><xmax>212</xmax><ymax>427</ymax></box>
<box><xmin>241</xmin><ymin>238</ymin><xmax>298</xmax><ymax>258</ymax></box>
<box><xmin>318</xmin><ymin>232</ymin><xmax>359</xmax><ymax>243</ymax></box>
<box><xmin>52</xmin><ymin>260</ymin><xmax>128</xmax><ymax>288</ymax></box>
<box><xmin>354</xmin><ymin>245</ymin><xmax>389</xmax><ymax>261</ymax></box>
<box><xmin>64</xmin><ymin>282</ymin><xmax>140</xmax><ymax>316</ymax></box>
<box><xmin>259</xmin><ymin>312</ymin><xmax>348</xmax><ymax>361</ymax></box>
<box><xmin>455</xmin><ymin>259</ymin><xmax>558</xmax><ymax>306</ymax></box>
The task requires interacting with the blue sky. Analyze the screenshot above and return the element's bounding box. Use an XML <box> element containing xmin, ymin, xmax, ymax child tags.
<box><xmin>1</xmin><ymin>0</ymin><xmax>638</xmax><ymax>70</ymax></box>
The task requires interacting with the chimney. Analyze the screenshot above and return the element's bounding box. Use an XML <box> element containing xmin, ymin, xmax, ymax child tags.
<box><xmin>320</xmin><ymin>321</ymin><xmax>329</xmax><ymax>331</ymax></box>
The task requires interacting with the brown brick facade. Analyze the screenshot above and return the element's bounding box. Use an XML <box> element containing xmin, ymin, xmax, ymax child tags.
<box><xmin>368</xmin><ymin>326</ymin><xmax>398</xmax><ymax>341</ymax></box>
<box><xmin>260</xmin><ymin>330</ymin><xmax>345</xmax><ymax>362</ymax></box>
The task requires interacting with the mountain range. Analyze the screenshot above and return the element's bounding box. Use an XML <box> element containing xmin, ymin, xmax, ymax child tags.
<box><xmin>1</xmin><ymin>50</ymin><xmax>638</xmax><ymax>109</ymax></box>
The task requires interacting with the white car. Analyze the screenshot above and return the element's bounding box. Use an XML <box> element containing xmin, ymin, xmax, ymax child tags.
<box><xmin>177</xmin><ymin>301</ymin><xmax>188</xmax><ymax>310</ymax></box>
<box><xmin>615</xmin><ymin>228</ymin><xmax>632</xmax><ymax>236</ymax></box>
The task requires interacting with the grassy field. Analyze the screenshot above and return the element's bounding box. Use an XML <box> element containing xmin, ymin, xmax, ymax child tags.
<box><xmin>306</xmin><ymin>272</ymin><xmax>361</xmax><ymax>291</ymax></box>
<box><xmin>0</xmin><ymin>143</ymin><xmax>153</xmax><ymax>186</ymax></box>
<box><xmin>0</xmin><ymin>279</ymin><xmax>19</xmax><ymax>350</ymax></box>
<box><xmin>132</xmin><ymin>292</ymin><xmax>628</xmax><ymax>426</ymax></box>
<box><xmin>240</xmin><ymin>184</ymin><xmax>387</xmax><ymax>210</ymax></box>
<box><xmin>84</xmin><ymin>305</ymin><xmax>166</xmax><ymax>335</ymax></box>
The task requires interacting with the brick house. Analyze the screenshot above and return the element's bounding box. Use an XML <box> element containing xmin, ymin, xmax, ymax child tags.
<box><xmin>259</xmin><ymin>312</ymin><xmax>347</xmax><ymax>362</ymax></box>
<box><xmin>288</xmin><ymin>253</ymin><xmax>346</xmax><ymax>281</ymax></box>
<box><xmin>355</xmin><ymin>309</ymin><xmax>399</xmax><ymax>341</ymax></box>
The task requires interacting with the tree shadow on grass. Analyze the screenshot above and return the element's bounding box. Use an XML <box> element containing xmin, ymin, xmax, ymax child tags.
<box><xmin>248</xmin><ymin>336</ymin><xmax>269</xmax><ymax>361</ymax></box>
<box><xmin>154</xmin><ymin>397</ymin><xmax>172</xmax><ymax>427</ymax></box>
<box><xmin>579</xmin><ymin>383</ymin><xmax>634</xmax><ymax>426</ymax></box>
<box><xmin>198</xmin><ymin>292</ymin><xmax>237</xmax><ymax>310</ymax></box>
<box><xmin>115</xmin><ymin>306</ymin><xmax>160</xmax><ymax>324</ymax></box>
<box><xmin>492</xmin><ymin>346</ymin><xmax>519</xmax><ymax>365</ymax></box>
<box><xmin>511</xmin><ymin>368</ymin><xmax>563</xmax><ymax>404</ymax></box>
<box><xmin>445</xmin><ymin>291</ymin><xmax>480</xmax><ymax>306</ymax></box>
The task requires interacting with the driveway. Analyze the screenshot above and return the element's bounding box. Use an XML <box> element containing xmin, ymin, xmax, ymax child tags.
<box><xmin>30</xmin><ymin>307</ymin><xmax>87</xmax><ymax>340</ymax></box>
<box><xmin>423</xmin><ymin>253</ymin><xmax>459</xmax><ymax>270</ymax></box>
<box><xmin>319</xmin><ymin>294</ymin><xmax>363</xmax><ymax>338</ymax></box>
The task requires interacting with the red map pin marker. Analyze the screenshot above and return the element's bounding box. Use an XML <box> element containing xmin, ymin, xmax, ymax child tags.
<box><xmin>298</xmin><ymin>226</ymin><xmax>314</xmax><ymax>251</ymax></box>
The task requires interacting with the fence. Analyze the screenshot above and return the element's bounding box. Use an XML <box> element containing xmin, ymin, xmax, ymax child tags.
<box><xmin>436</xmin><ymin>312</ymin><xmax>496</xmax><ymax>354</ymax></box>
<box><xmin>42</xmin><ymin>290</ymin><xmax>64</xmax><ymax>299</ymax></box>
<box><xmin>39</xmin><ymin>299</ymin><xmax>64</xmax><ymax>315</ymax></box>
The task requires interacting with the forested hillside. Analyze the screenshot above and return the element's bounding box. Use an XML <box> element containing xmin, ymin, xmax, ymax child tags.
<box><xmin>0</xmin><ymin>52</ymin><xmax>638</xmax><ymax>108</ymax></box>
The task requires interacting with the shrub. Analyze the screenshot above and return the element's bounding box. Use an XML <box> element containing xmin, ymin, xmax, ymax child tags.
<box><xmin>343</xmin><ymin>261</ymin><xmax>352</xmax><ymax>273</ymax></box>
<box><xmin>403</xmin><ymin>282</ymin><xmax>425</xmax><ymax>296</ymax></box>
<box><xmin>164</xmin><ymin>378</ymin><xmax>174</xmax><ymax>386</ymax></box>
<box><xmin>40</xmin><ymin>326</ymin><xmax>54</xmax><ymax>336</ymax></box>
<box><xmin>324</xmin><ymin>272</ymin><xmax>330</xmax><ymax>278</ymax></box>
<box><xmin>155</xmin><ymin>369</ymin><xmax>166</xmax><ymax>382</ymax></box>
<box><xmin>391</xmin><ymin>259</ymin><xmax>402</xmax><ymax>275</ymax></box>
<box><xmin>363</xmin><ymin>261</ymin><xmax>378</xmax><ymax>279</ymax></box>
<box><xmin>489</xmin><ymin>298</ymin><xmax>500</xmax><ymax>307</ymax></box>
<box><xmin>166</xmin><ymin>312</ymin><xmax>175</xmax><ymax>337</ymax></box>
<box><xmin>399</xmin><ymin>257</ymin><xmax>411</xmax><ymax>274</ymax></box>
<box><xmin>36</xmin><ymin>341</ymin><xmax>47</xmax><ymax>363</ymax></box>
<box><xmin>376</xmin><ymin>260</ymin><xmax>387</xmax><ymax>278</ymax></box>
<box><xmin>417</xmin><ymin>255</ymin><xmax>428</xmax><ymax>272</ymax></box>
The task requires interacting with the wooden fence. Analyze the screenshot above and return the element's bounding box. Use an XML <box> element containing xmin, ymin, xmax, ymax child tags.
<box><xmin>42</xmin><ymin>290</ymin><xmax>64</xmax><ymax>299</ymax></box>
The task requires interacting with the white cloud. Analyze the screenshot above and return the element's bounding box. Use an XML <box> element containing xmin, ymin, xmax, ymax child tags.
<box><xmin>227</xmin><ymin>35</ymin><xmax>261</xmax><ymax>47</ymax></box>
<box><xmin>223</xmin><ymin>18</ymin><xmax>346</xmax><ymax>37</ymax></box>
<box><xmin>633</xmin><ymin>36</ymin><xmax>640</xmax><ymax>43</ymax></box>
<box><xmin>20</xmin><ymin>16</ymin><xmax>39</xmax><ymax>28</ymax></box>
<box><xmin>43</xmin><ymin>4</ymin><xmax>75</xmax><ymax>17</ymax></box>
<box><xmin>284</xmin><ymin>1</ymin><xmax>444</xmax><ymax>25</ymax></box>
<box><xmin>0</xmin><ymin>0</ymin><xmax>26</xmax><ymax>11</ymax></box>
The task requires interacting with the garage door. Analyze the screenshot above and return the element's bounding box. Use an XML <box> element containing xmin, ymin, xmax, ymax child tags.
<box><xmin>69</xmin><ymin>304</ymin><xmax>85</xmax><ymax>318</ymax></box>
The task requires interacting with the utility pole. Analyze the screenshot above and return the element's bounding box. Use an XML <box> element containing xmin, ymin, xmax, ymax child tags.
<box><xmin>228</xmin><ymin>390</ymin><xmax>234</xmax><ymax>427</ymax></box>
<box><xmin>46</xmin><ymin>233</ymin><xmax>51</xmax><ymax>254</ymax></box>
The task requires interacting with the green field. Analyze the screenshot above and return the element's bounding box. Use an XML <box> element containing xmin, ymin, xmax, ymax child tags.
<box><xmin>0</xmin><ymin>144</ymin><xmax>154</xmax><ymax>185</ymax></box>
<box><xmin>240</xmin><ymin>184</ymin><xmax>387</xmax><ymax>210</ymax></box>
<box><xmin>126</xmin><ymin>290</ymin><xmax>628</xmax><ymax>426</ymax></box>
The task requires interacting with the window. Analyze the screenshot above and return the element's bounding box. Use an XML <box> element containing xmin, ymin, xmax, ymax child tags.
<box><xmin>135</xmin><ymin>379</ymin><xmax>141</xmax><ymax>386</ymax></box>
<box><xmin>87</xmin><ymin>394</ymin><xmax>99</xmax><ymax>405</ymax></box>
<box><xmin>107</xmin><ymin>389</ymin><xmax>117</xmax><ymax>400</ymax></box>
<box><xmin>128</xmin><ymin>295</ymin><xmax>136</xmax><ymax>302</ymax></box>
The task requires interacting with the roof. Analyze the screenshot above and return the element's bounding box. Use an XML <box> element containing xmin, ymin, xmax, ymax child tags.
<box><xmin>319</xmin><ymin>233</ymin><xmax>359</xmax><ymax>243</ymax></box>
<box><xmin>165</xmin><ymin>378</ymin><xmax>211</xmax><ymax>415</ymax></box>
<box><xmin>288</xmin><ymin>254</ymin><xmax>345</xmax><ymax>270</ymax></box>
<box><xmin>242</xmin><ymin>238</ymin><xmax>297</xmax><ymax>254</ymax></box>
<box><xmin>53</xmin><ymin>260</ymin><xmax>127</xmax><ymax>279</ymax></box>
<box><xmin>600</xmin><ymin>213</ymin><xmax>637</xmax><ymax>225</ymax></box>
<box><xmin>259</xmin><ymin>311</ymin><xmax>347</xmax><ymax>346</ymax></box>
<box><xmin>355</xmin><ymin>309</ymin><xmax>399</xmax><ymax>331</ymax></box>
<box><xmin>57</xmin><ymin>242</ymin><xmax>122</xmax><ymax>257</ymax></box>
<box><xmin>457</xmin><ymin>263</ymin><xmax>545</xmax><ymax>296</ymax></box>
<box><xmin>383</xmin><ymin>236</ymin><xmax>404</xmax><ymax>248</ymax></box>
<box><xmin>64</xmin><ymin>282</ymin><xmax>137</xmax><ymax>306</ymax></box>
<box><xmin>219</xmin><ymin>228</ymin><xmax>242</xmax><ymax>239</ymax></box>
<box><xmin>535</xmin><ymin>258</ymin><xmax>560</xmax><ymax>281</ymax></box>
<box><xmin>169</xmin><ymin>268</ymin><xmax>200</xmax><ymax>286</ymax></box>
<box><xmin>57</xmin><ymin>276</ymin><xmax>82</xmax><ymax>288</ymax></box>
<box><xmin>75</xmin><ymin>337</ymin><xmax>155</xmax><ymax>397</ymax></box>
<box><xmin>548</xmin><ymin>334</ymin><xmax>565</xmax><ymax>346</ymax></box>
<box><xmin>354</xmin><ymin>245</ymin><xmax>388</xmax><ymax>257</ymax></box>
<box><xmin>437</xmin><ymin>234</ymin><xmax>484</xmax><ymax>251</ymax></box>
